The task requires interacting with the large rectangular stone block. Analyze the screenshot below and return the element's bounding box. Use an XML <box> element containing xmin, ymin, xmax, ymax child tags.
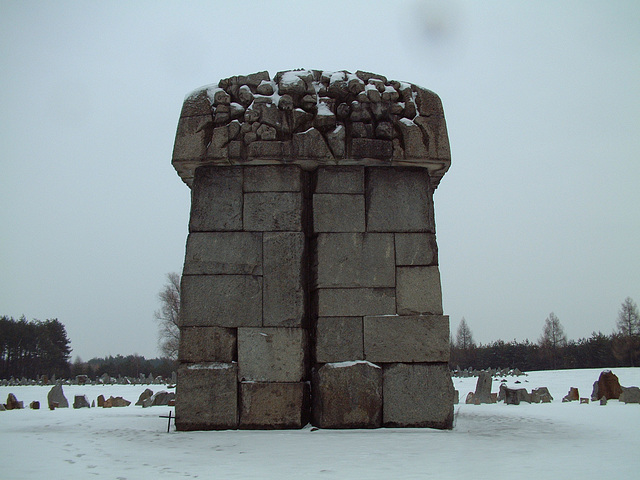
<box><xmin>178</xmin><ymin>326</ymin><xmax>236</xmax><ymax>363</ymax></box>
<box><xmin>237</xmin><ymin>327</ymin><xmax>308</xmax><ymax>382</ymax></box>
<box><xmin>315</xmin><ymin>317</ymin><xmax>364</xmax><ymax>363</ymax></box>
<box><xmin>316</xmin><ymin>288</ymin><xmax>395</xmax><ymax>317</ymax></box>
<box><xmin>183</xmin><ymin>232</ymin><xmax>263</xmax><ymax>275</ymax></box>
<box><xmin>243</xmin><ymin>192</ymin><xmax>304</xmax><ymax>231</ymax></box>
<box><xmin>363</xmin><ymin>315</ymin><xmax>449</xmax><ymax>363</ymax></box>
<box><xmin>315</xmin><ymin>233</ymin><xmax>395</xmax><ymax>288</ymax></box>
<box><xmin>239</xmin><ymin>382</ymin><xmax>309</xmax><ymax>429</ymax></box>
<box><xmin>176</xmin><ymin>363</ymin><xmax>238</xmax><ymax>430</ymax></box>
<box><xmin>244</xmin><ymin>165</ymin><xmax>303</xmax><ymax>192</ymax></box>
<box><xmin>180</xmin><ymin>275</ymin><xmax>262</xmax><ymax>327</ymax></box>
<box><xmin>263</xmin><ymin>232</ymin><xmax>307</xmax><ymax>327</ymax></box>
<box><xmin>189</xmin><ymin>167</ymin><xmax>243</xmax><ymax>232</ymax></box>
<box><xmin>395</xmin><ymin>233</ymin><xmax>438</xmax><ymax>266</ymax></box>
<box><xmin>365</xmin><ymin>167</ymin><xmax>435</xmax><ymax>233</ymax></box>
<box><xmin>173</xmin><ymin>114</ymin><xmax>212</xmax><ymax>161</ymax></box>
<box><xmin>382</xmin><ymin>363</ymin><xmax>454</xmax><ymax>429</ymax></box>
<box><xmin>396</xmin><ymin>266</ymin><xmax>443</xmax><ymax>315</ymax></box>
<box><xmin>313</xmin><ymin>194</ymin><xmax>365</xmax><ymax>233</ymax></box>
<box><xmin>316</xmin><ymin>166</ymin><xmax>364</xmax><ymax>194</ymax></box>
<box><xmin>312</xmin><ymin>361</ymin><xmax>382</xmax><ymax>428</ymax></box>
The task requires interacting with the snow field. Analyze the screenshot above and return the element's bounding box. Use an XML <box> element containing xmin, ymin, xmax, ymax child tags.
<box><xmin>1</xmin><ymin>368</ymin><xmax>639</xmax><ymax>479</ymax></box>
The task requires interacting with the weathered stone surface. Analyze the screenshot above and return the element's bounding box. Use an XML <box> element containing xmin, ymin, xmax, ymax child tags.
<box><xmin>47</xmin><ymin>385</ymin><xmax>69</xmax><ymax>409</ymax></box>
<box><xmin>263</xmin><ymin>232</ymin><xmax>307</xmax><ymax>327</ymax></box>
<box><xmin>237</xmin><ymin>328</ymin><xmax>307</xmax><ymax>382</ymax></box>
<box><xmin>189</xmin><ymin>167</ymin><xmax>243</xmax><ymax>232</ymax></box>
<box><xmin>397</xmin><ymin>118</ymin><xmax>429</xmax><ymax>158</ymax></box>
<box><xmin>313</xmin><ymin>361</ymin><xmax>382</xmax><ymax>428</ymax></box>
<box><xmin>243</xmin><ymin>192</ymin><xmax>303</xmax><ymax>231</ymax></box>
<box><xmin>562</xmin><ymin>387</ymin><xmax>580</xmax><ymax>402</ymax></box>
<box><xmin>180</xmin><ymin>275</ymin><xmax>262</xmax><ymax>327</ymax></box>
<box><xmin>316</xmin><ymin>233</ymin><xmax>395</xmax><ymax>287</ymax></box>
<box><xmin>247</xmin><ymin>141</ymin><xmax>286</xmax><ymax>158</ymax></box>
<box><xmin>173</xmin><ymin>114</ymin><xmax>213</xmax><ymax>161</ymax></box>
<box><xmin>239</xmin><ymin>382</ymin><xmax>309</xmax><ymax>429</ymax></box>
<box><xmin>293</xmin><ymin>128</ymin><xmax>333</xmax><ymax>159</ymax></box>
<box><xmin>30</xmin><ymin>401</ymin><xmax>40</xmax><ymax>409</ymax></box>
<box><xmin>315</xmin><ymin>317</ymin><xmax>364</xmax><ymax>363</ymax></box>
<box><xmin>474</xmin><ymin>372</ymin><xmax>493</xmax><ymax>404</ymax></box>
<box><xmin>619</xmin><ymin>386</ymin><xmax>640</xmax><ymax>404</ymax></box>
<box><xmin>183</xmin><ymin>232</ymin><xmax>262</xmax><ymax>275</ymax></box>
<box><xmin>179</xmin><ymin>326</ymin><xmax>237</xmax><ymax>362</ymax></box>
<box><xmin>351</xmin><ymin>138</ymin><xmax>392</xmax><ymax>159</ymax></box>
<box><xmin>395</xmin><ymin>233</ymin><xmax>438</xmax><ymax>266</ymax></box>
<box><xmin>531</xmin><ymin>387</ymin><xmax>553</xmax><ymax>403</ymax></box>
<box><xmin>383</xmin><ymin>363</ymin><xmax>454</xmax><ymax>429</ymax></box>
<box><xmin>73</xmin><ymin>395</ymin><xmax>90</xmax><ymax>409</ymax></box>
<box><xmin>135</xmin><ymin>388</ymin><xmax>154</xmax><ymax>406</ymax></box>
<box><xmin>503</xmin><ymin>386</ymin><xmax>531</xmax><ymax>405</ymax></box>
<box><xmin>150</xmin><ymin>391</ymin><xmax>175</xmax><ymax>406</ymax></box>
<box><xmin>366</xmin><ymin>168</ymin><xmax>434</xmax><ymax>233</ymax></box>
<box><xmin>176</xmin><ymin>363</ymin><xmax>238</xmax><ymax>430</ymax></box>
<box><xmin>313</xmin><ymin>194</ymin><xmax>365</xmax><ymax>233</ymax></box>
<box><xmin>594</xmin><ymin>370</ymin><xmax>623</xmax><ymax>400</ymax></box>
<box><xmin>363</xmin><ymin>315</ymin><xmax>449</xmax><ymax>363</ymax></box>
<box><xmin>243</xmin><ymin>165</ymin><xmax>303</xmax><ymax>192</ymax></box>
<box><xmin>316</xmin><ymin>288</ymin><xmax>395</xmax><ymax>317</ymax></box>
<box><xmin>5</xmin><ymin>393</ymin><xmax>23</xmax><ymax>410</ymax></box>
<box><xmin>316</xmin><ymin>166</ymin><xmax>364</xmax><ymax>194</ymax></box>
<box><xmin>396</xmin><ymin>266</ymin><xmax>443</xmax><ymax>315</ymax></box>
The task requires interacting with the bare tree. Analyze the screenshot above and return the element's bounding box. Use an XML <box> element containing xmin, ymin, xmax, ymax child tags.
<box><xmin>615</xmin><ymin>297</ymin><xmax>639</xmax><ymax>366</ymax></box>
<box><xmin>456</xmin><ymin>317</ymin><xmax>475</xmax><ymax>350</ymax></box>
<box><xmin>539</xmin><ymin>312</ymin><xmax>567</xmax><ymax>369</ymax></box>
<box><xmin>154</xmin><ymin>272</ymin><xmax>180</xmax><ymax>360</ymax></box>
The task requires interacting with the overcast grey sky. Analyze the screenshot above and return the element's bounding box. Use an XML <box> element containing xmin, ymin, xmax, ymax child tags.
<box><xmin>1</xmin><ymin>1</ymin><xmax>638</xmax><ymax>361</ymax></box>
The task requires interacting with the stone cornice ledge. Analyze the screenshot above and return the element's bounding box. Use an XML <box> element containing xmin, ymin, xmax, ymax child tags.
<box><xmin>172</xmin><ymin>69</ymin><xmax>451</xmax><ymax>188</ymax></box>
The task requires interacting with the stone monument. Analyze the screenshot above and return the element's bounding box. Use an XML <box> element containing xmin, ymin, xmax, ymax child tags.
<box><xmin>172</xmin><ymin>69</ymin><xmax>454</xmax><ymax>430</ymax></box>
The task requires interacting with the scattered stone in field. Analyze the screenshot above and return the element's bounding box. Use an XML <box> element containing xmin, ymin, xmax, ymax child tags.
<box><xmin>473</xmin><ymin>372</ymin><xmax>493</xmax><ymax>404</ymax></box>
<box><xmin>504</xmin><ymin>387</ymin><xmax>531</xmax><ymax>405</ymax></box>
<box><xmin>594</xmin><ymin>370</ymin><xmax>622</xmax><ymax>401</ymax></box>
<box><xmin>103</xmin><ymin>396</ymin><xmax>131</xmax><ymax>408</ymax></box>
<box><xmin>150</xmin><ymin>391</ymin><xmax>175</xmax><ymax>406</ymax></box>
<box><xmin>135</xmin><ymin>388</ymin><xmax>154</xmax><ymax>406</ymax></box>
<box><xmin>91</xmin><ymin>400</ymin><xmax>95</xmax><ymax>407</ymax></box>
<box><xmin>47</xmin><ymin>385</ymin><xmax>69</xmax><ymax>409</ymax></box>
<box><xmin>97</xmin><ymin>395</ymin><xmax>105</xmax><ymax>407</ymax></box>
<box><xmin>580</xmin><ymin>398</ymin><xmax>589</xmax><ymax>404</ymax></box>
<box><xmin>30</xmin><ymin>401</ymin><xmax>40</xmax><ymax>409</ymax></box>
<box><xmin>600</xmin><ymin>396</ymin><xmax>607</xmax><ymax>406</ymax></box>
<box><xmin>0</xmin><ymin>403</ymin><xmax>5</xmax><ymax>411</ymax></box>
<box><xmin>619</xmin><ymin>386</ymin><xmax>640</xmax><ymax>404</ymax></box>
<box><xmin>562</xmin><ymin>387</ymin><xmax>579</xmax><ymax>402</ymax></box>
<box><xmin>73</xmin><ymin>395</ymin><xmax>90</xmax><ymax>409</ymax></box>
<box><xmin>530</xmin><ymin>387</ymin><xmax>553</xmax><ymax>403</ymax></box>
<box><xmin>5</xmin><ymin>393</ymin><xmax>23</xmax><ymax>410</ymax></box>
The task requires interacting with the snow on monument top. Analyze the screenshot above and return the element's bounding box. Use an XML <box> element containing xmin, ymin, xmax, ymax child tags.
<box><xmin>172</xmin><ymin>69</ymin><xmax>451</xmax><ymax>187</ymax></box>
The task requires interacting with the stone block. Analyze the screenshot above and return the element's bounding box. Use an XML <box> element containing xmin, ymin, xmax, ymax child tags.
<box><xmin>293</xmin><ymin>128</ymin><xmax>334</xmax><ymax>159</ymax></box>
<box><xmin>397</xmin><ymin>118</ymin><xmax>428</xmax><ymax>158</ymax></box>
<box><xmin>173</xmin><ymin>114</ymin><xmax>213</xmax><ymax>161</ymax></box>
<box><xmin>315</xmin><ymin>317</ymin><xmax>364</xmax><ymax>363</ymax></box>
<box><xmin>176</xmin><ymin>363</ymin><xmax>237</xmax><ymax>430</ymax></box>
<box><xmin>316</xmin><ymin>288</ymin><xmax>395</xmax><ymax>317</ymax></box>
<box><xmin>237</xmin><ymin>327</ymin><xmax>307</xmax><ymax>382</ymax></box>
<box><xmin>313</xmin><ymin>195</ymin><xmax>365</xmax><ymax>233</ymax></box>
<box><xmin>183</xmin><ymin>232</ymin><xmax>262</xmax><ymax>275</ymax></box>
<box><xmin>239</xmin><ymin>382</ymin><xmax>309</xmax><ymax>429</ymax></box>
<box><xmin>244</xmin><ymin>165</ymin><xmax>303</xmax><ymax>192</ymax></box>
<box><xmin>312</xmin><ymin>361</ymin><xmax>382</xmax><ymax>428</ymax></box>
<box><xmin>243</xmin><ymin>192</ymin><xmax>303</xmax><ymax>232</ymax></box>
<box><xmin>178</xmin><ymin>326</ymin><xmax>236</xmax><ymax>363</ymax></box>
<box><xmin>382</xmin><ymin>363</ymin><xmax>454</xmax><ymax>429</ymax></box>
<box><xmin>316</xmin><ymin>166</ymin><xmax>364</xmax><ymax>194</ymax></box>
<box><xmin>365</xmin><ymin>168</ymin><xmax>434</xmax><ymax>233</ymax></box>
<box><xmin>363</xmin><ymin>315</ymin><xmax>449</xmax><ymax>363</ymax></box>
<box><xmin>351</xmin><ymin>138</ymin><xmax>392</xmax><ymax>159</ymax></box>
<box><xmin>263</xmin><ymin>232</ymin><xmax>307</xmax><ymax>327</ymax></box>
<box><xmin>189</xmin><ymin>167</ymin><xmax>243</xmax><ymax>232</ymax></box>
<box><xmin>394</xmin><ymin>233</ymin><xmax>438</xmax><ymax>266</ymax></box>
<box><xmin>246</xmin><ymin>141</ymin><xmax>286</xmax><ymax>159</ymax></box>
<box><xmin>396</xmin><ymin>266</ymin><xmax>443</xmax><ymax>315</ymax></box>
<box><xmin>315</xmin><ymin>233</ymin><xmax>395</xmax><ymax>288</ymax></box>
<box><xmin>180</xmin><ymin>275</ymin><xmax>262</xmax><ymax>327</ymax></box>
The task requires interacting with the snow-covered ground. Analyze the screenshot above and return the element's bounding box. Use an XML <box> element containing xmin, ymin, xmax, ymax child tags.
<box><xmin>1</xmin><ymin>368</ymin><xmax>638</xmax><ymax>479</ymax></box>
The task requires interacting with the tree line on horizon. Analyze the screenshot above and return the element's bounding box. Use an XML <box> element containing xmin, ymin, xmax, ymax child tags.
<box><xmin>451</xmin><ymin>297</ymin><xmax>640</xmax><ymax>371</ymax></box>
